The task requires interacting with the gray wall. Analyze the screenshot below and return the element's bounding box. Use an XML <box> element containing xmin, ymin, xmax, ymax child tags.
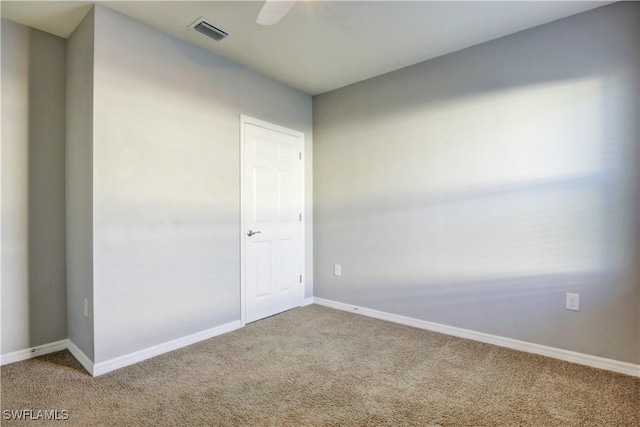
<box><xmin>90</xmin><ymin>5</ymin><xmax>313</xmax><ymax>363</ymax></box>
<box><xmin>1</xmin><ymin>19</ymin><xmax>67</xmax><ymax>354</ymax></box>
<box><xmin>66</xmin><ymin>9</ymin><xmax>95</xmax><ymax>359</ymax></box>
<box><xmin>313</xmin><ymin>2</ymin><xmax>639</xmax><ymax>364</ymax></box>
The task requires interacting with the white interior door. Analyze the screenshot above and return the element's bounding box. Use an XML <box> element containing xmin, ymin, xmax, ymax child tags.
<box><xmin>241</xmin><ymin>116</ymin><xmax>304</xmax><ymax>324</ymax></box>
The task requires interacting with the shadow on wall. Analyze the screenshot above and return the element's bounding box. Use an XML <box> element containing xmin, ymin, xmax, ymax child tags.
<box><xmin>320</xmin><ymin>75</ymin><xmax>638</xmax><ymax>286</ymax></box>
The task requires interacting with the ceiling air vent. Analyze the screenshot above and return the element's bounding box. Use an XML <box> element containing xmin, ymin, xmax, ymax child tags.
<box><xmin>190</xmin><ymin>18</ymin><xmax>229</xmax><ymax>42</ymax></box>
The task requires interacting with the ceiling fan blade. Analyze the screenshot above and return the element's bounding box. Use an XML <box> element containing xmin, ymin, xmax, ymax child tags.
<box><xmin>256</xmin><ymin>0</ymin><xmax>296</xmax><ymax>26</ymax></box>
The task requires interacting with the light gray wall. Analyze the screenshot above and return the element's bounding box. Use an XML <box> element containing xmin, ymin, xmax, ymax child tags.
<box><xmin>91</xmin><ymin>5</ymin><xmax>312</xmax><ymax>363</ymax></box>
<box><xmin>66</xmin><ymin>9</ymin><xmax>95</xmax><ymax>359</ymax></box>
<box><xmin>1</xmin><ymin>19</ymin><xmax>30</xmax><ymax>354</ymax></box>
<box><xmin>1</xmin><ymin>19</ymin><xmax>67</xmax><ymax>355</ymax></box>
<box><xmin>28</xmin><ymin>22</ymin><xmax>68</xmax><ymax>347</ymax></box>
<box><xmin>313</xmin><ymin>2</ymin><xmax>639</xmax><ymax>364</ymax></box>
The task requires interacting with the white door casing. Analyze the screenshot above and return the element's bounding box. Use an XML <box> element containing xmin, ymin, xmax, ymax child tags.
<box><xmin>240</xmin><ymin>116</ymin><xmax>304</xmax><ymax>324</ymax></box>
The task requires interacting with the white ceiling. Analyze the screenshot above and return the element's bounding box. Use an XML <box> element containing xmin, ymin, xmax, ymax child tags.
<box><xmin>1</xmin><ymin>1</ymin><xmax>615</xmax><ymax>95</ymax></box>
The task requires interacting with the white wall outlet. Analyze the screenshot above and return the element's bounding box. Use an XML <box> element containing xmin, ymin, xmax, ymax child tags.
<box><xmin>566</xmin><ymin>293</ymin><xmax>579</xmax><ymax>311</ymax></box>
<box><xmin>83</xmin><ymin>298</ymin><xmax>89</xmax><ymax>318</ymax></box>
<box><xmin>334</xmin><ymin>264</ymin><xmax>342</xmax><ymax>276</ymax></box>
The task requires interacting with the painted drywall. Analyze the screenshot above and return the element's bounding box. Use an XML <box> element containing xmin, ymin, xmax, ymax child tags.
<box><xmin>1</xmin><ymin>19</ymin><xmax>30</xmax><ymax>355</ymax></box>
<box><xmin>27</xmin><ymin>21</ymin><xmax>68</xmax><ymax>347</ymax></box>
<box><xmin>1</xmin><ymin>19</ymin><xmax>67</xmax><ymax>354</ymax></box>
<box><xmin>314</xmin><ymin>2</ymin><xmax>639</xmax><ymax>364</ymax></box>
<box><xmin>90</xmin><ymin>5</ymin><xmax>312</xmax><ymax>363</ymax></box>
<box><xmin>66</xmin><ymin>9</ymin><xmax>95</xmax><ymax>359</ymax></box>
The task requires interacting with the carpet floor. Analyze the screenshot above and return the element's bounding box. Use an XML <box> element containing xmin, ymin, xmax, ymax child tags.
<box><xmin>1</xmin><ymin>304</ymin><xmax>638</xmax><ymax>426</ymax></box>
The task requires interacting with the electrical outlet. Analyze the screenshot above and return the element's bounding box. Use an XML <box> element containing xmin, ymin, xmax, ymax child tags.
<box><xmin>83</xmin><ymin>298</ymin><xmax>89</xmax><ymax>318</ymax></box>
<box><xmin>334</xmin><ymin>264</ymin><xmax>342</xmax><ymax>276</ymax></box>
<box><xmin>566</xmin><ymin>293</ymin><xmax>579</xmax><ymax>311</ymax></box>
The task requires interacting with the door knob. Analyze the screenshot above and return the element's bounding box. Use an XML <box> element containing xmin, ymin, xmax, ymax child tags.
<box><xmin>247</xmin><ymin>230</ymin><xmax>261</xmax><ymax>237</ymax></box>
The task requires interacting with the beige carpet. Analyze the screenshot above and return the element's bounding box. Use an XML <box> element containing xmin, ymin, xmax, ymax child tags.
<box><xmin>1</xmin><ymin>305</ymin><xmax>638</xmax><ymax>426</ymax></box>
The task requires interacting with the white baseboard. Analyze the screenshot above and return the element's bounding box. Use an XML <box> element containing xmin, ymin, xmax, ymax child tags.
<box><xmin>67</xmin><ymin>340</ymin><xmax>94</xmax><ymax>375</ymax></box>
<box><xmin>313</xmin><ymin>297</ymin><xmax>640</xmax><ymax>378</ymax></box>
<box><xmin>92</xmin><ymin>320</ymin><xmax>242</xmax><ymax>376</ymax></box>
<box><xmin>0</xmin><ymin>339</ymin><xmax>68</xmax><ymax>366</ymax></box>
<box><xmin>5</xmin><ymin>305</ymin><xmax>638</xmax><ymax>378</ymax></box>
<box><xmin>301</xmin><ymin>297</ymin><xmax>314</xmax><ymax>307</ymax></box>
<box><xmin>4</xmin><ymin>321</ymin><xmax>243</xmax><ymax>376</ymax></box>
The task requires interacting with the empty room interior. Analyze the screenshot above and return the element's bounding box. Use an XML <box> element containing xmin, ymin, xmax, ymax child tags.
<box><xmin>1</xmin><ymin>0</ymin><xmax>639</xmax><ymax>425</ymax></box>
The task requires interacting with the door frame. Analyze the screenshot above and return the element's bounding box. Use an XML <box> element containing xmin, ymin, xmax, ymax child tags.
<box><xmin>240</xmin><ymin>115</ymin><xmax>305</xmax><ymax>326</ymax></box>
